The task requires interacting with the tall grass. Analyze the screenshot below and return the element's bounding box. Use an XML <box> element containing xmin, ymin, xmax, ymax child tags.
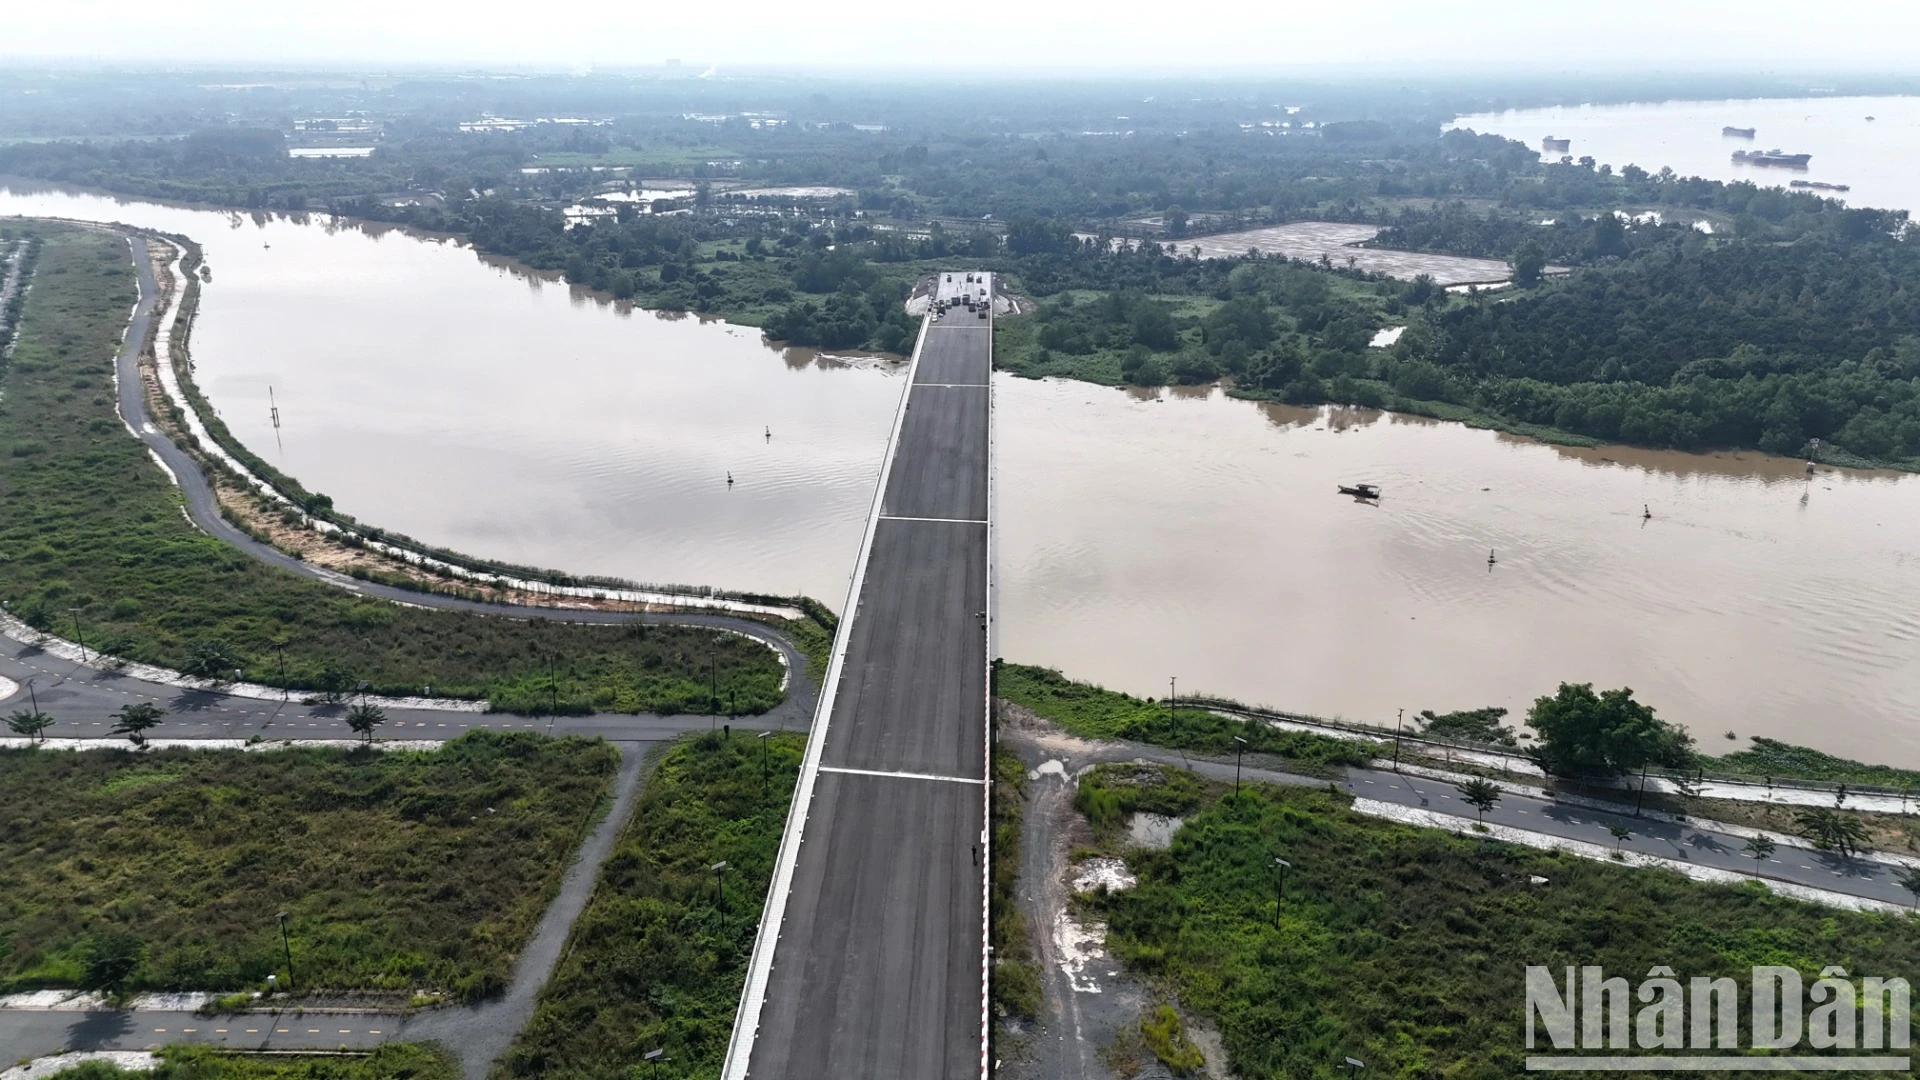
<box><xmin>997</xmin><ymin>662</ymin><xmax>1377</xmax><ymax>768</ymax></box>
<box><xmin>0</xmin><ymin>223</ymin><xmax>783</xmax><ymax>713</ymax></box>
<box><xmin>0</xmin><ymin>733</ymin><xmax>617</xmax><ymax>1000</ymax></box>
<box><xmin>496</xmin><ymin>731</ymin><xmax>804</xmax><ymax>1080</ymax></box>
<box><xmin>1080</xmin><ymin>763</ymin><xmax>1920</xmax><ymax>1076</ymax></box>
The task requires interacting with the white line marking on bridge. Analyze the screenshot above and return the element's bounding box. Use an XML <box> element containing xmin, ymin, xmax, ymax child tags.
<box><xmin>878</xmin><ymin>515</ymin><xmax>988</xmax><ymax>524</ymax></box>
<box><xmin>914</xmin><ymin>382</ymin><xmax>989</xmax><ymax>388</ymax></box>
<box><xmin>818</xmin><ymin>765</ymin><xmax>985</xmax><ymax>785</ymax></box>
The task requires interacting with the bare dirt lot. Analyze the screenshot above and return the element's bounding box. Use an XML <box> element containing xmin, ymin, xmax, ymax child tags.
<box><xmin>1178</xmin><ymin>221</ymin><xmax>1551</xmax><ymax>285</ymax></box>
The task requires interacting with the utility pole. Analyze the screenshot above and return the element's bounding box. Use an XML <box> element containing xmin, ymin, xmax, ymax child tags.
<box><xmin>67</xmin><ymin>608</ymin><xmax>88</xmax><ymax>662</ymax></box>
<box><xmin>710</xmin><ymin>653</ymin><xmax>719</xmax><ymax>712</ymax></box>
<box><xmin>274</xmin><ymin>641</ymin><xmax>288</xmax><ymax>699</ymax></box>
<box><xmin>548</xmin><ymin>655</ymin><xmax>559</xmax><ymax>718</ymax></box>
<box><xmin>276</xmin><ymin>911</ymin><xmax>296</xmax><ymax>994</ymax></box>
<box><xmin>1394</xmin><ymin>708</ymin><xmax>1404</xmax><ymax>771</ymax></box>
<box><xmin>1168</xmin><ymin>676</ymin><xmax>1176</xmax><ymax>725</ymax></box>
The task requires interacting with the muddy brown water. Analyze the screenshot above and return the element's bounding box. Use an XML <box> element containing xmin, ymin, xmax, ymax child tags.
<box><xmin>6</xmin><ymin>185</ymin><xmax>1919</xmax><ymax>765</ymax></box>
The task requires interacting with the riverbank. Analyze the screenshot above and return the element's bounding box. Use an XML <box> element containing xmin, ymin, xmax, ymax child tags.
<box><xmin>0</xmin><ymin>223</ymin><xmax>792</xmax><ymax>712</ymax></box>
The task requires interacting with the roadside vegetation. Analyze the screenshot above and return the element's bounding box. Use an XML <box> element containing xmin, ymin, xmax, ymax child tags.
<box><xmin>43</xmin><ymin>1044</ymin><xmax>458</xmax><ymax>1080</ymax></box>
<box><xmin>495</xmin><ymin>731</ymin><xmax>804</xmax><ymax>1080</ymax></box>
<box><xmin>0</xmin><ymin>225</ymin><xmax>785</xmax><ymax>712</ymax></box>
<box><xmin>989</xmin><ymin>750</ymin><xmax>1042</xmax><ymax>1026</ymax></box>
<box><xmin>1709</xmin><ymin>737</ymin><xmax>1920</xmax><ymax>790</ymax></box>
<box><xmin>0</xmin><ymin>733</ymin><xmax>616</xmax><ymax>1001</ymax></box>
<box><xmin>1073</xmin><ymin>761</ymin><xmax>1920</xmax><ymax>1076</ymax></box>
<box><xmin>995</xmin><ymin>662</ymin><xmax>1378</xmax><ymax>770</ymax></box>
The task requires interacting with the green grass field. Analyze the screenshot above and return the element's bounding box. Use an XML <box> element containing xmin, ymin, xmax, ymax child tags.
<box><xmin>0</xmin><ymin>223</ymin><xmax>785</xmax><ymax>713</ymax></box>
<box><xmin>996</xmin><ymin>662</ymin><xmax>1378</xmax><ymax>769</ymax></box>
<box><xmin>46</xmin><ymin>1044</ymin><xmax>458</xmax><ymax>1080</ymax></box>
<box><xmin>495</xmin><ymin>731</ymin><xmax>803</xmax><ymax>1080</ymax></box>
<box><xmin>0</xmin><ymin>733</ymin><xmax>616</xmax><ymax>1000</ymax></box>
<box><xmin>1079</xmin><ymin>762</ymin><xmax>1920</xmax><ymax>1077</ymax></box>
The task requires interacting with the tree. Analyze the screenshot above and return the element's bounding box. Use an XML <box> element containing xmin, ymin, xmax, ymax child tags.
<box><xmin>79</xmin><ymin>932</ymin><xmax>143</xmax><ymax>995</ymax></box>
<box><xmin>1418</xmin><ymin>707</ymin><xmax>1514</xmax><ymax>746</ymax></box>
<box><xmin>345</xmin><ymin>702</ymin><xmax>387</xmax><ymax>745</ymax></box>
<box><xmin>110</xmin><ymin>702</ymin><xmax>166</xmax><ymax>748</ymax></box>
<box><xmin>180</xmin><ymin>639</ymin><xmax>238</xmax><ymax>681</ymax></box>
<box><xmin>1741</xmin><ymin>834</ymin><xmax>1776</xmax><ymax>876</ymax></box>
<box><xmin>317</xmin><ymin>664</ymin><xmax>354</xmax><ymax>705</ymax></box>
<box><xmin>1510</xmin><ymin>240</ymin><xmax>1546</xmax><ymax>287</ymax></box>
<box><xmin>5</xmin><ymin>708</ymin><xmax>54</xmax><ymax>743</ymax></box>
<box><xmin>1524</xmin><ymin>683</ymin><xmax>1694</xmax><ymax>779</ymax></box>
<box><xmin>1899</xmin><ymin>867</ymin><xmax>1920</xmax><ymax>909</ymax></box>
<box><xmin>1794</xmin><ymin>808</ymin><xmax>1869</xmax><ymax>860</ymax></box>
<box><xmin>1591</xmin><ymin>210</ymin><xmax>1628</xmax><ymax>258</ymax></box>
<box><xmin>1608</xmin><ymin>823</ymin><xmax>1633</xmax><ymax>850</ymax></box>
<box><xmin>1456</xmin><ymin>778</ymin><xmax>1501</xmax><ymax>821</ymax></box>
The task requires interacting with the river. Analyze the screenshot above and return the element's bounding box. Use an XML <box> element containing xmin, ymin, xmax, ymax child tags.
<box><xmin>1450</xmin><ymin>94</ymin><xmax>1920</xmax><ymax>214</ymax></box>
<box><xmin>6</xmin><ymin>184</ymin><xmax>1920</xmax><ymax>765</ymax></box>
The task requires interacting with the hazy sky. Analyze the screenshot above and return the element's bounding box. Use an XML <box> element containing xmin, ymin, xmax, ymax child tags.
<box><xmin>8</xmin><ymin>0</ymin><xmax>1920</xmax><ymax>73</ymax></box>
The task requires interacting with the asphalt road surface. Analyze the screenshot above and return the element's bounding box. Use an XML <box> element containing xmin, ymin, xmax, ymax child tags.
<box><xmin>1014</xmin><ymin>733</ymin><xmax>1920</xmax><ymax>908</ymax></box>
<box><xmin>740</xmin><ymin>296</ymin><xmax>991</xmax><ymax>1079</ymax></box>
<box><xmin>0</xmin><ymin>229</ymin><xmax>814</xmax><ymax>733</ymax></box>
<box><xmin>0</xmin><ymin>227</ymin><xmax>816</xmax><ymax>1072</ymax></box>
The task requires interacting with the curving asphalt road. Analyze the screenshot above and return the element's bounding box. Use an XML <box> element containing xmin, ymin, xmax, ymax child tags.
<box><xmin>0</xmin><ymin>228</ymin><xmax>826</xmax><ymax>1073</ymax></box>
<box><xmin>0</xmin><ymin>229</ymin><xmax>816</xmax><ymax>727</ymax></box>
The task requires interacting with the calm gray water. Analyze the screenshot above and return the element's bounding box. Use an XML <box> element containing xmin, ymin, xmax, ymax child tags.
<box><xmin>1450</xmin><ymin>94</ymin><xmax>1920</xmax><ymax>213</ymax></box>
<box><xmin>9</xmin><ymin>179</ymin><xmax>1920</xmax><ymax>764</ymax></box>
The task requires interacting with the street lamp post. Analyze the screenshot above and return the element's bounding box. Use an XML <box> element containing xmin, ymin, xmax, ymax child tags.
<box><xmin>758</xmin><ymin>731</ymin><xmax>772</xmax><ymax>798</ymax></box>
<box><xmin>1272</xmin><ymin>857</ymin><xmax>1291</xmax><ymax>927</ymax></box>
<box><xmin>711</xmin><ymin>861</ymin><xmax>729</xmax><ymax>914</ymax></box>
<box><xmin>276</xmin><ymin>911</ymin><xmax>296</xmax><ymax>995</ymax></box>
<box><xmin>1393</xmin><ymin>708</ymin><xmax>1404</xmax><ymax>770</ymax></box>
<box><xmin>1232</xmin><ymin>735</ymin><xmax>1248</xmax><ymax>800</ymax></box>
<box><xmin>1168</xmin><ymin>676</ymin><xmax>1176</xmax><ymax>726</ymax></box>
<box><xmin>67</xmin><ymin>608</ymin><xmax>88</xmax><ymax>662</ymax></box>
<box><xmin>643</xmin><ymin>1049</ymin><xmax>665</xmax><ymax>1077</ymax></box>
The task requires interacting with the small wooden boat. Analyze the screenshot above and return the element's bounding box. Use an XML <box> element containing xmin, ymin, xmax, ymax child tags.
<box><xmin>1338</xmin><ymin>483</ymin><xmax>1381</xmax><ymax>499</ymax></box>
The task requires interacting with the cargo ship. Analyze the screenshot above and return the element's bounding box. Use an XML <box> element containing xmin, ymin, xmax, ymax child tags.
<box><xmin>1790</xmin><ymin>180</ymin><xmax>1850</xmax><ymax>192</ymax></box>
<box><xmin>1541</xmin><ymin>136</ymin><xmax>1570</xmax><ymax>153</ymax></box>
<box><xmin>1732</xmin><ymin>148</ymin><xmax>1811</xmax><ymax>167</ymax></box>
<box><xmin>1722</xmin><ymin>126</ymin><xmax>1757</xmax><ymax>138</ymax></box>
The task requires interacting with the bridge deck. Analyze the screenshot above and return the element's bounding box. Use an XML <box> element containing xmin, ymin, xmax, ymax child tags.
<box><xmin>728</xmin><ymin>278</ymin><xmax>992</xmax><ymax>1080</ymax></box>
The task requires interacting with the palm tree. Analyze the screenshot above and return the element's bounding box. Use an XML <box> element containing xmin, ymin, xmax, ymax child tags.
<box><xmin>345</xmin><ymin>702</ymin><xmax>387</xmax><ymax>745</ymax></box>
<box><xmin>5</xmin><ymin>708</ymin><xmax>54</xmax><ymax>743</ymax></box>
<box><xmin>1898</xmin><ymin>867</ymin><xmax>1920</xmax><ymax>910</ymax></box>
<box><xmin>1741</xmin><ymin>834</ymin><xmax>1776</xmax><ymax>877</ymax></box>
<box><xmin>1795</xmin><ymin>808</ymin><xmax>1870</xmax><ymax>860</ymax></box>
<box><xmin>110</xmin><ymin>702</ymin><xmax>166</xmax><ymax>748</ymax></box>
<box><xmin>1608</xmin><ymin>824</ymin><xmax>1633</xmax><ymax>851</ymax></box>
<box><xmin>1456</xmin><ymin>778</ymin><xmax>1501</xmax><ymax>821</ymax></box>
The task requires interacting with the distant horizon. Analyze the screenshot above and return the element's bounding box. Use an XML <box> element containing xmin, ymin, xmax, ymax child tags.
<box><xmin>9</xmin><ymin>0</ymin><xmax>1920</xmax><ymax>77</ymax></box>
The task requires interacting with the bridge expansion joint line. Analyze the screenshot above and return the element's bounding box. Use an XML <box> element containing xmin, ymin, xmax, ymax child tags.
<box><xmin>817</xmin><ymin>765</ymin><xmax>986</xmax><ymax>785</ymax></box>
<box><xmin>877</xmin><ymin>515</ymin><xmax>988</xmax><ymax>525</ymax></box>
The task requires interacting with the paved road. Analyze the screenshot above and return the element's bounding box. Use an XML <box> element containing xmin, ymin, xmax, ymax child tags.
<box><xmin>1019</xmin><ymin>731</ymin><xmax>1919</xmax><ymax>907</ymax></box>
<box><xmin>732</xmin><ymin>283</ymin><xmax>991</xmax><ymax>1080</ymax></box>
<box><xmin>1346</xmin><ymin>764</ymin><xmax>1920</xmax><ymax>906</ymax></box>
<box><xmin>0</xmin><ymin>227</ymin><xmax>818</xmax><ymax>1070</ymax></box>
<box><xmin>0</xmin><ymin>740</ymin><xmax>657</xmax><ymax>1073</ymax></box>
<box><xmin>0</xmin><ymin>229</ymin><xmax>814</xmax><ymax>729</ymax></box>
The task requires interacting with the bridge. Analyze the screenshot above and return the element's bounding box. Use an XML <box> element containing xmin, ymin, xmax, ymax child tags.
<box><xmin>723</xmin><ymin>272</ymin><xmax>995</xmax><ymax>1080</ymax></box>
